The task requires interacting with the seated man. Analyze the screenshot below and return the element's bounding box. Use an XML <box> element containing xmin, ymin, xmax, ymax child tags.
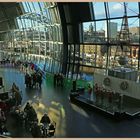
<box><xmin>0</xmin><ymin>108</ymin><xmax>6</xmax><ymax>123</ymax></box>
<box><xmin>40</xmin><ymin>113</ymin><xmax>51</xmax><ymax>126</ymax></box>
<box><xmin>26</xmin><ymin>106</ymin><xmax>38</xmax><ymax>122</ymax></box>
<box><xmin>0</xmin><ymin>123</ymin><xmax>8</xmax><ymax>135</ymax></box>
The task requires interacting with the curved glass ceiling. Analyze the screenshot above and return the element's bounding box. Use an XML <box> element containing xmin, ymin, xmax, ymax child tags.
<box><xmin>0</xmin><ymin>2</ymin><xmax>63</xmax><ymax>74</ymax></box>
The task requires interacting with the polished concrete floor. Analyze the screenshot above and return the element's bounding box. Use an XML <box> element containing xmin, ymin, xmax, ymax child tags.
<box><xmin>1</xmin><ymin>67</ymin><xmax>140</xmax><ymax>137</ymax></box>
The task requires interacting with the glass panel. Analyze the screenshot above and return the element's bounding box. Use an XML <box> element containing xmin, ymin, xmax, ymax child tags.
<box><xmin>109</xmin><ymin>18</ymin><xmax>123</xmax><ymax>43</ymax></box>
<box><xmin>79</xmin><ymin>66</ymin><xmax>94</xmax><ymax>81</ymax></box>
<box><xmin>83</xmin><ymin>21</ymin><xmax>106</xmax><ymax>43</ymax></box>
<box><xmin>128</xmin><ymin>18</ymin><xmax>139</xmax><ymax>43</ymax></box>
<box><xmin>93</xmin><ymin>2</ymin><xmax>106</xmax><ymax>19</ymax></box>
<box><xmin>109</xmin><ymin>2</ymin><xmax>138</xmax><ymax>17</ymax></box>
<box><xmin>28</xmin><ymin>2</ymin><xmax>35</xmax><ymax>12</ymax></box>
<box><xmin>80</xmin><ymin>45</ymin><xmax>96</xmax><ymax>67</ymax></box>
<box><xmin>22</xmin><ymin>2</ymin><xmax>30</xmax><ymax>12</ymax></box>
<box><xmin>17</xmin><ymin>18</ymin><xmax>22</xmax><ymax>29</ymax></box>
<box><xmin>109</xmin><ymin>2</ymin><xmax>124</xmax><ymax>18</ymax></box>
<box><xmin>80</xmin><ymin>44</ymin><xmax>108</xmax><ymax>68</ymax></box>
<box><xmin>127</xmin><ymin>2</ymin><xmax>139</xmax><ymax>16</ymax></box>
<box><xmin>33</xmin><ymin>2</ymin><xmax>41</xmax><ymax>13</ymax></box>
<box><xmin>39</xmin><ymin>2</ymin><xmax>45</xmax><ymax>10</ymax></box>
<box><xmin>5</xmin><ymin>2</ymin><xmax>63</xmax><ymax>74</ymax></box>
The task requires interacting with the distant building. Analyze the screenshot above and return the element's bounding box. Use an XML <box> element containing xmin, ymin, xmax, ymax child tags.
<box><xmin>96</xmin><ymin>29</ymin><xmax>105</xmax><ymax>38</ymax></box>
<box><xmin>105</xmin><ymin>22</ymin><xmax>118</xmax><ymax>39</ymax></box>
<box><xmin>129</xmin><ymin>27</ymin><xmax>140</xmax><ymax>43</ymax></box>
<box><xmin>129</xmin><ymin>27</ymin><xmax>139</xmax><ymax>35</ymax></box>
<box><xmin>89</xmin><ymin>23</ymin><xmax>94</xmax><ymax>33</ymax></box>
<box><xmin>84</xmin><ymin>23</ymin><xmax>105</xmax><ymax>42</ymax></box>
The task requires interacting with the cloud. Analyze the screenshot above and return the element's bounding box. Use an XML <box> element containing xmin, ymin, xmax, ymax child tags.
<box><xmin>109</xmin><ymin>3</ymin><xmax>124</xmax><ymax>17</ymax></box>
<box><xmin>112</xmin><ymin>3</ymin><xmax>123</xmax><ymax>10</ymax></box>
<box><xmin>94</xmin><ymin>3</ymin><xmax>124</xmax><ymax>18</ymax></box>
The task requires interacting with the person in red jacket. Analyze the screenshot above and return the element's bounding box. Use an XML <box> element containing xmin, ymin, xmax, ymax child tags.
<box><xmin>31</xmin><ymin>63</ymin><xmax>34</xmax><ymax>71</ymax></box>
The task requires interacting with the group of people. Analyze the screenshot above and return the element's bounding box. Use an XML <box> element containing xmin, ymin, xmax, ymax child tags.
<box><xmin>0</xmin><ymin>83</ymin><xmax>22</xmax><ymax>113</ymax></box>
<box><xmin>25</xmin><ymin>71</ymin><xmax>42</xmax><ymax>89</ymax></box>
<box><xmin>0</xmin><ymin>82</ymin><xmax>23</xmax><ymax>135</ymax></box>
<box><xmin>54</xmin><ymin>73</ymin><xmax>64</xmax><ymax>87</ymax></box>
<box><xmin>0</xmin><ymin>58</ymin><xmax>10</xmax><ymax>65</ymax></box>
<box><xmin>10</xmin><ymin>102</ymin><xmax>55</xmax><ymax>138</ymax></box>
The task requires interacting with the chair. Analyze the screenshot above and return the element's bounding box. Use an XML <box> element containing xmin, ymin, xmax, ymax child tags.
<box><xmin>47</xmin><ymin>122</ymin><xmax>56</xmax><ymax>137</ymax></box>
<box><xmin>0</xmin><ymin>92</ymin><xmax>9</xmax><ymax>100</ymax></box>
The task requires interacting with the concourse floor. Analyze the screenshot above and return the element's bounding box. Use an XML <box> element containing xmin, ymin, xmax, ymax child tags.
<box><xmin>1</xmin><ymin>67</ymin><xmax>140</xmax><ymax>137</ymax></box>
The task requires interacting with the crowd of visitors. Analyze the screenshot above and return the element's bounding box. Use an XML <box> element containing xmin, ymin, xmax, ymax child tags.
<box><xmin>25</xmin><ymin>71</ymin><xmax>43</xmax><ymax>89</ymax></box>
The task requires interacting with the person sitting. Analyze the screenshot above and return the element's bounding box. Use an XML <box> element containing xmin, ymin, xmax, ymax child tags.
<box><xmin>40</xmin><ymin>113</ymin><xmax>51</xmax><ymax>126</ymax></box>
<box><xmin>0</xmin><ymin>109</ymin><xmax>6</xmax><ymax>123</ymax></box>
<box><xmin>0</xmin><ymin>122</ymin><xmax>7</xmax><ymax>135</ymax></box>
<box><xmin>26</xmin><ymin>106</ymin><xmax>38</xmax><ymax>122</ymax></box>
<box><xmin>30</xmin><ymin>106</ymin><xmax>37</xmax><ymax>121</ymax></box>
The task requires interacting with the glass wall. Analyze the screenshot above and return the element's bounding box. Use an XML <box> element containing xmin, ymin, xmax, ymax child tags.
<box><xmin>1</xmin><ymin>2</ymin><xmax>140</xmax><ymax>80</ymax></box>
<box><xmin>82</xmin><ymin>2</ymin><xmax>140</xmax><ymax>78</ymax></box>
<box><xmin>0</xmin><ymin>2</ymin><xmax>63</xmax><ymax>74</ymax></box>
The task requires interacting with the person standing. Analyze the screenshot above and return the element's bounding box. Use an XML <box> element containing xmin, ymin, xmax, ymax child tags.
<box><xmin>54</xmin><ymin>74</ymin><xmax>57</xmax><ymax>87</ymax></box>
<box><xmin>87</xmin><ymin>84</ymin><xmax>92</xmax><ymax>100</ymax></box>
